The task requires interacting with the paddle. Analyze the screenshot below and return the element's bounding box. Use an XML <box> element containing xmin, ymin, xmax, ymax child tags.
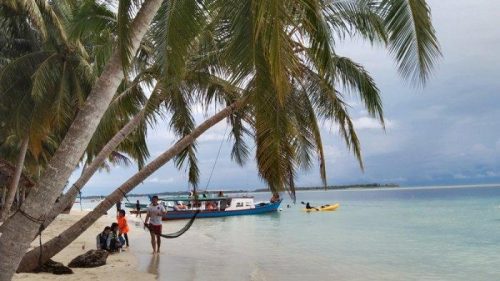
<box><xmin>300</xmin><ymin>201</ymin><xmax>319</xmax><ymax>211</ymax></box>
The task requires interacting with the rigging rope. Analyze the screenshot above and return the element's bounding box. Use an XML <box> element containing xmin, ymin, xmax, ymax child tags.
<box><xmin>38</xmin><ymin>225</ymin><xmax>44</xmax><ymax>267</ymax></box>
<box><xmin>145</xmin><ymin>210</ymin><xmax>200</xmax><ymax>238</ymax></box>
<box><xmin>204</xmin><ymin>123</ymin><xmax>229</xmax><ymax>191</ymax></box>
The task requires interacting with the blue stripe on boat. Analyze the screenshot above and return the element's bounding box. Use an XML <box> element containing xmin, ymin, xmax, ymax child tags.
<box><xmin>162</xmin><ymin>200</ymin><xmax>282</xmax><ymax>220</ymax></box>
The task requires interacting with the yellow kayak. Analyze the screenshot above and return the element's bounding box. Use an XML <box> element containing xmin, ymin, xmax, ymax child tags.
<box><xmin>303</xmin><ymin>203</ymin><xmax>340</xmax><ymax>212</ymax></box>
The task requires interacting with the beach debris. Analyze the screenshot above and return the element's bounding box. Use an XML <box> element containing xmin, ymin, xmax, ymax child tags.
<box><xmin>68</xmin><ymin>249</ymin><xmax>109</xmax><ymax>268</ymax></box>
<box><xmin>33</xmin><ymin>259</ymin><xmax>73</xmax><ymax>275</ymax></box>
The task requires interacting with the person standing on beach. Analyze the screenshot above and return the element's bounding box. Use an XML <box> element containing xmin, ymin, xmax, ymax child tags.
<box><xmin>117</xmin><ymin>209</ymin><xmax>130</xmax><ymax>247</ymax></box>
<box><xmin>136</xmin><ymin>200</ymin><xmax>141</xmax><ymax>217</ymax></box>
<box><xmin>116</xmin><ymin>200</ymin><xmax>121</xmax><ymax>212</ymax></box>
<box><xmin>144</xmin><ymin>195</ymin><xmax>166</xmax><ymax>254</ymax></box>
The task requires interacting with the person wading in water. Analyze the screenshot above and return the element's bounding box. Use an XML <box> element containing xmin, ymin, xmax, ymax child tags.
<box><xmin>144</xmin><ymin>195</ymin><xmax>166</xmax><ymax>254</ymax></box>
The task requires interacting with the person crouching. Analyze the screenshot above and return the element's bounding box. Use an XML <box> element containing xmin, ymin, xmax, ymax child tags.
<box><xmin>96</xmin><ymin>226</ymin><xmax>111</xmax><ymax>250</ymax></box>
<box><xmin>107</xmin><ymin>223</ymin><xmax>123</xmax><ymax>252</ymax></box>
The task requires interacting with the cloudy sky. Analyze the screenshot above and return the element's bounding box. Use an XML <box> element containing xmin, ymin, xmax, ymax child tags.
<box><xmin>73</xmin><ymin>0</ymin><xmax>500</xmax><ymax>196</ymax></box>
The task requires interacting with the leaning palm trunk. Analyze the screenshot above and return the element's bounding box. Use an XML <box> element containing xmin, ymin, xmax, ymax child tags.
<box><xmin>0</xmin><ymin>136</ymin><xmax>29</xmax><ymax>221</ymax></box>
<box><xmin>43</xmin><ymin>82</ymin><xmax>163</xmax><ymax>229</ymax></box>
<box><xmin>40</xmin><ymin>110</ymin><xmax>146</xmax><ymax>230</ymax></box>
<box><xmin>0</xmin><ymin>1</ymin><xmax>163</xmax><ymax>279</ymax></box>
<box><xmin>17</xmin><ymin>101</ymin><xmax>240</xmax><ymax>272</ymax></box>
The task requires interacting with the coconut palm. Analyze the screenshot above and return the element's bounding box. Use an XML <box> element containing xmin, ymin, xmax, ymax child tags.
<box><xmin>17</xmin><ymin>1</ymin><xmax>242</xmax><ymax>270</ymax></box>
<box><xmin>228</xmin><ymin>0</ymin><xmax>437</xmax><ymax>197</ymax></box>
<box><xmin>18</xmin><ymin>0</ymin><xmax>440</xmax><ymax>271</ymax></box>
<box><xmin>3</xmin><ymin>0</ymin><xmax>440</xmax><ymax>278</ymax></box>
<box><xmin>0</xmin><ymin>2</ymin><xmax>94</xmax><ymax>219</ymax></box>
<box><xmin>0</xmin><ymin>5</ymin><xmax>38</xmax><ymax>219</ymax></box>
<box><xmin>0</xmin><ymin>1</ymin><xmax>165</xmax><ymax>277</ymax></box>
<box><xmin>33</xmin><ymin>0</ymin><xmax>207</xmax><ymax>226</ymax></box>
<box><xmin>0</xmin><ymin>1</ymin><xmax>150</xmax><ymax>220</ymax></box>
<box><xmin>38</xmin><ymin>0</ymin><xmax>250</xmax><ymax>232</ymax></box>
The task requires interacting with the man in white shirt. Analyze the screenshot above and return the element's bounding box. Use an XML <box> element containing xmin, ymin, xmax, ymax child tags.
<box><xmin>144</xmin><ymin>195</ymin><xmax>166</xmax><ymax>254</ymax></box>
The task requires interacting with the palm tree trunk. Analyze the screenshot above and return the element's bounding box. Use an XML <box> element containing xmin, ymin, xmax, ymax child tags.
<box><xmin>0</xmin><ymin>1</ymin><xmax>163</xmax><ymax>279</ymax></box>
<box><xmin>0</xmin><ymin>136</ymin><xmax>29</xmax><ymax>221</ymax></box>
<box><xmin>41</xmin><ymin>109</ymin><xmax>146</xmax><ymax>230</ymax></box>
<box><xmin>17</xmin><ymin>101</ymin><xmax>240</xmax><ymax>273</ymax></box>
<box><xmin>42</xmin><ymin>81</ymin><xmax>162</xmax><ymax>228</ymax></box>
<box><xmin>1</xmin><ymin>186</ymin><xmax>7</xmax><ymax>208</ymax></box>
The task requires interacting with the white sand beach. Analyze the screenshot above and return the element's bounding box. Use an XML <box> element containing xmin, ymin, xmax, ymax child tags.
<box><xmin>13</xmin><ymin>211</ymin><xmax>155</xmax><ymax>281</ymax></box>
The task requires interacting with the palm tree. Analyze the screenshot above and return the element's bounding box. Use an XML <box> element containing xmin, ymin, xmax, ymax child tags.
<box><xmin>0</xmin><ymin>1</ymin><xmax>149</xmax><ymax>220</ymax></box>
<box><xmin>18</xmin><ymin>0</ymin><xmax>440</xmax><ymax>271</ymax></box>
<box><xmin>0</xmin><ymin>3</ymin><xmax>94</xmax><ymax>219</ymax></box>
<box><xmin>0</xmin><ymin>137</ymin><xmax>29</xmax><ymax>219</ymax></box>
<box><xmin>18</xmin><ymin>101</ymin><xmax>243</xmax><ymax>271</ymax></box>
<box><xmin>0</xmin><ymin>6</ymin><xmax>36</xmax><ymax>219</ymax></box>
<box><xmin>4</xmin><ymin>0</ymin><xmax>440</xmax><ymax>278</ymax></box>
<box><xmin>35</xmin><ymin>0</ymin><xmax>212</xmax><ymax>230</ymax></box>
<box><xmin>0</xmin><ymin>0</ymin><xmax>165</xmax><ymax>278</ymax></box>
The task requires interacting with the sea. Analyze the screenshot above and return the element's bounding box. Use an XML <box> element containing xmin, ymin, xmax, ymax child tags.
<box><xmin>81</xmin><ymin>184</ymin><xmax>500</xmax><ymax>281</ymax></box>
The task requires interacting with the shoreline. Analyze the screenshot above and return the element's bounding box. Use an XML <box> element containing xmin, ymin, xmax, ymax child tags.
<box><xmin>13</xmin><ymin>210</ymin><xmax>156</xmax><ymax>281</ymax></box>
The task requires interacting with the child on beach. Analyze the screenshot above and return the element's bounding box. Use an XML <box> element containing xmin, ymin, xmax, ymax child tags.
<box><xmin>117</xmin><ymin>209</ymin><xmax>130</xmax><ymax>247</ymax></box>
<box><xmin>96</xmin><ymin>226</ymin><xmax>111</xmax><ymax>250</ymax></box>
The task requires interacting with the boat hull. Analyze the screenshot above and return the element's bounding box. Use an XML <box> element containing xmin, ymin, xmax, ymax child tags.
<box><xmin>162</xmin><ymin>200</ymin><xmax>281</xmax><ymax>220</ymax></box>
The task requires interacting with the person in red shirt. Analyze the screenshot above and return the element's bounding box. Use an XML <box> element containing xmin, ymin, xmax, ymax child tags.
<box><xmin>117</xmin><ymin>209</ymin><xmax>129</xmax><ymax>247</ymax></box>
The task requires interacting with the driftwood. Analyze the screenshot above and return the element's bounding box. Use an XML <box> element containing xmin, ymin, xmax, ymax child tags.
<box><xmin>68</xmin><ymin>249</ymin><xmax>109</xmax><ymax>268</ymax></box>
<box><xmin>33</xmin><ymin>259</ymin><xmax>73</xmax><ymax>275</ymax></box>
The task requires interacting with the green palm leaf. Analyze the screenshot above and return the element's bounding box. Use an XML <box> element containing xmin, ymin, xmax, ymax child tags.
<box><xmin>379</xmin><ymin>0</ymin><xmax>441</xmax><ymax>84</ymax></box>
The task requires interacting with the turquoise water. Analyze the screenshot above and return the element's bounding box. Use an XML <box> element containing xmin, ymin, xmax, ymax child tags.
<box><xmin>128</xmin><ymin>185</ymin><xmax>500</xmax><ymax>280</ymax></box>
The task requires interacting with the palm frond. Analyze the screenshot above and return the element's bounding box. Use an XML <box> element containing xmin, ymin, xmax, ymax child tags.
<box><xmin>152</xmin><ymin>0</ymin><xmax>206</xmax><ymax>84</ymax></box>
<box><xmin>378</xmin><ymin>0</ymin><xmax>441</xmax><ymax>84</ymax></box>
<box><xmin>324</xmin><ymin>0</ymin><xmax>387</xmax><ymax>43</ymax></box>
<box><xmin>108</xmin><ymin>151</ymin><xmax>132</xmax><ymax>167</ymax></box>
<box><xmin>228</xmin><ymin>106</ymin><xmax>251</xmax><ymax>166</ymax></box>
<box><xmin>302</xmin><ymin>66</ymin><xmax>364</xmax><ymax>170</ymax></box>
<box><xmin>332</xmin><ymin>55</ymin><xmax>384</xmax><ymax>124</ymax></box>
<box><xmin>117</xmin><ymin>0</ymin><xmax>134</xmax><ymax>72</ymax></box>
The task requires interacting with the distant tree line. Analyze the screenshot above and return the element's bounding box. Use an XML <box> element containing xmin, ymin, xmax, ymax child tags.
<box><xmin>81</xmin><ymin>183</ymin><xmax>399</xmax><ymax>199</ymax></box>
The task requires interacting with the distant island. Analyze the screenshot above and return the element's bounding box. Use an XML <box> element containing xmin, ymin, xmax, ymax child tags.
<box><xmin>254</xmin><ymin>183</ymin><xmax>399</xmax><ymax>192</ymax></box>
<box><xmin>81</xmin><ymin>183</ymin><xmax>399</xmax><ymax>199</ymax></box>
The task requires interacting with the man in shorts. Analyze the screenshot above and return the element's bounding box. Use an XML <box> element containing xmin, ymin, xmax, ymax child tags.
<box><xmin>144</xmin><ymin>195</ymin><xmax>166</xmax><ymax>254</ymax></box>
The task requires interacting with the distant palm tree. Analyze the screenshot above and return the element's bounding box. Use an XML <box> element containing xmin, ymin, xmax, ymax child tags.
<box><xmin>0</xmin><ymin>3</ymin><xmax>94</xmax><ymax>219</ymax></box>
<box><xmin>17</xmin><ymin>0</ymin><xmax>440</xmax><ymax>272</ymax></box>
<box><xmin>0</xmin><ymin>2</ymin><xmax>150</xmax><ymax>220</ymax></box>
<box><xmin>0</xmin><ymin>5</ymin><xmax>38</xmax><ymax>219</ymax></box>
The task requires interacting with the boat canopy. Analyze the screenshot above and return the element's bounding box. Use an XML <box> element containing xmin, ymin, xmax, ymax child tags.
<box><xmin>159</xmin><ymin>196</ymin><xmax>231</xmax><ymax>202</ymax></box>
